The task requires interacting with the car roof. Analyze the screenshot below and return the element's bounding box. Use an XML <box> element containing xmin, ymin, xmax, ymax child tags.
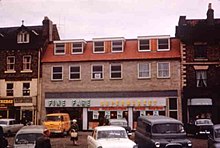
<box><xmin>213</xmin><ymin>124</ymin><xmax>220</xmax><ymax>130</ymax></box>
<box><xmin>0</xmin><ymin>118</ymin><xmax>15</xmax><ymax>121</ymax></box>
<box><xmin>109</xmin><ymin>119</ymin><xmax>127</xmax><ymax>122</ymax></box>
<box><xmin>138</xmin><ymin>115</ymin><xmax>183</xmax><ymax>125</ymax></box>
<box><xmin>16</xmin><ymin>125</ymin><xmax>45</xmax><ymax>135</ymax></box>
<box><xmin>95</xmin><ymin>126</ymin><xmax>125</xmax><ymax>131</ymax></box>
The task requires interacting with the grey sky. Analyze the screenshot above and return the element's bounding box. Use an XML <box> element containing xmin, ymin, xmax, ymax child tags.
<box><xmin>0</xmin><ymin>0</ymin><xmax>220</xmax><ymax>40</ymax></box>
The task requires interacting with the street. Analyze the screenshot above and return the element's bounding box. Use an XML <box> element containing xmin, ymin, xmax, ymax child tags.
<box><xmin>7</xmin><ymin>132</ymin><xmax>208</xmax><ymax>148</ymax></box>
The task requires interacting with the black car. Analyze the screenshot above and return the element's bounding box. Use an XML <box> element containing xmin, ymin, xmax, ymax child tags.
<box><xmin>108</xmin><ymin>118</ymin><xmax>132</xmax><ymax>137</ymax></box>
<box><xmin>187</xmin><ymin>118</ymin><xmax>213</xmax><ymax>137</ymax></box>
<box><xmin>208</xmin><ymin>124</ymin><xmax>220</xmax><ymax>148</ymax></box>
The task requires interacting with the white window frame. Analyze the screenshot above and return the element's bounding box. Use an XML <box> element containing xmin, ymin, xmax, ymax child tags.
<box><xmin>7</xmin><ymin>56</ymin><xmax>15</xmax><ymax>71</ymax></box>
<box><xmin>111</xmin><ymin>40</ymin><xmax>124</xmax><ymax>52</ymax></box>
<box><xmin>91</xmin><ymin>64</ymin><xmax>104</xmax><ymax>80</ymax></box>
<box><xmin>6</xmin><ymin>83</ymin><xmax>13</xmax><ymax>96</ymax></box>
<box><xmin>72</xmin><ymin>42</ymin><xmax>83</xmax><ymax>54</ymax></box>
<box><xmin>138</xmin><ymin>39</ymin><xmax>151</xmax><ymax>52</ymax></box>
<box><xmin>110</xmin><ymin>63</ymin><xmax>122</xmax><ymax>79</ymax></box>
<box><xmin>157</xmin><ymin>62</ymin><xmax>170</xmax><ymax>78</ymax></box>
<box><xmin>51</xmin><ymin>66</ymin><xmax>63</xmax><ymax>81</ymax></box>
<box><xmin>93</xmin><ymin>41</ymin><xmax>105</xmax><ymax>53</ymax></box>
<box><xmin>23</xmin><ymin>82</ymin><xmax>30</xmax><ymax>96</ymax></box>
<box><xmin>17</xmin><ymin>31</ymin><xmax>29</xmax><ymax>43</ymax></box>
<box><xmin>157</xmin><ymin>38</ymin><xmax>170</xmax><ymax>51</ymax></box>
<box><xmin>23</xmin><ymin>55</ymin><xmax>31</xmax><ymax>71</ymax></box>
<box><xmin>196</xmin><ymin>70</ymin><xmax>207</xmax><ymax>87</ymax></box>
<box><xmin>69</xmin><ymin>65</ymin><xmax>81</xmax><ymax>80</ymax></box>
<box><xmin>54</xmin><ymin>43</ymin><xmax>66</xmax><ymax>55</ymax></box>
<box><xmin>138</xmin><ymin>63</ymin><xmax>151</xmax><ymax>79</ymax></box>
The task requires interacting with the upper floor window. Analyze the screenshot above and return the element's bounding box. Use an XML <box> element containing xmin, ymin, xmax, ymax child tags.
<box><xmin>112</xmin><ymin>40</ymin><xmax>123</xmax><ymax>52</ymax></box>
<box><xmin>138</xmin><ymin>63</ymin><xmax>151</xmax><ymax>78</ymax></box>
<box><xmin>194</xmin><ymin>45</ymin><xmax>207</xmax><ymax>59</ymax></box>
<box><xmin>7</xmin><ymin>56</ymin><xmax>15</xmax><ymax>71</ymax></box>
<box><xmin>157</xmin><ymin>62</ymin><xmax>170</xmax><ymax>78</ymax></box>
<box><xmin>94</xmin><ymin>41</ymin><xmax>104</xmax><ymax>53</ymax></box>
<box><xmin>72</xmin><ymin>42</ymin><xmax>83</xmax><ymax>54</ymax></box>
<box><xmin>23</xmin><ymin>82</ymin><xmax>30</xmax><ymax>96</ymax></box>
<box><xmin>6</xmin><ymin>83</ymin><xmax>13</xmax><ymax>96</ymax></box>
<box><xmin>54</xmin><ymin>43</ymin><xmax>65</xmax><ymax>55</ymax></box>
<box><xmin>110</xmin><ymin>64</ymin><xmax>122</xmax><ymax>79</ymax></box>
<box><xmin>51</xmin><ymin>66</ymin><xmax>63</xmax><ymax>80</ymax></box>
<box><xmin>92</xmin><ymin>65</ymin><xmax>103</xmax><ymax>80</ymax></box>
<box><xmin>23</xmin><ymin>55</ymin><xmax>31</xmax><ymax>71</ymax></box>
<box><xmin>157</xmin><ymin>38</ymin><xmax>170</xmax><ymax>51</ymax></box>
<box><xmin>17</xmin><ymin>31</ymin><xmax>29</xmax><ymax>43</ymax></box>
<box><xmin>196</xmin><ymin>70</ymin><xmax>207</xmax><ymax>87</ymax></box>
<box><xmin>69</xmin><ymin>65</ymin><xmax>81</xmax><ymax>80</ymax></box>
<box><xmin>138</xmin><ymin>39</ymin><xmax>150</xmax><ymax>51</ymax></box>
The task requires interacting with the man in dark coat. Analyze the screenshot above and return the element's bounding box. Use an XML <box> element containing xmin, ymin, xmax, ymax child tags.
<box><xmin>35</xmin><ymin>128</ymin><xmax>51</xmax><ymax>148</ymax></box>
<box><xmin>0</xmin><ymin>126</ymin><xmax>8</xmax><ymax>148</ymax></box>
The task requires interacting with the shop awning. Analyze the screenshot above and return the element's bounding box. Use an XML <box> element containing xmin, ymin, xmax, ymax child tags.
<box><xmin>187</xmin><ymin>98</ymin><xmax>212</xmax><ymax>106</ymax></box>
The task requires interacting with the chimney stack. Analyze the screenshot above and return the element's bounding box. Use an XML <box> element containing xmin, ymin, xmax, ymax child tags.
<box><xmin>207</xmin><ymin>3</ymin><xmax>214</xmax><ymax>25</ymax></box>
<box><xmin>42</xmin><ymin>16</ymin><xmax>53</xmax><ymax>42</ymax></box>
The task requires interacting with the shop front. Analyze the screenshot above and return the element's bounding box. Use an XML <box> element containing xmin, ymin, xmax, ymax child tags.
<box><xmin>45</xmin><ymin>97</ymin><xmax>168</xmax><ymax>130</ymax></box>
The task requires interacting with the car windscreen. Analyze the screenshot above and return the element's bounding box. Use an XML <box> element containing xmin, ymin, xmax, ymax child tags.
<box><xmin>0</xmin><ymin>121</ymin><xmax>7</xmax><ymax>125</ymax></box>
<box><xmin>45</xmin><ymin>116</ymin><xmax>63</xmax><ymax>121</ymax></box>
<box><xmin>97</xmin><ymin>130</ymin><xmax>127</xmax><ymax>139</ymax></box>
<box><xmin>152</xmin><ymin>123</ymin><xmax>185</xmax><ymax>134</ymax></box>
<box><xmin>15</xmin><ymin>133</ymin><xmax>43</xmax><ymax>144</ymax></box>
<box><xmin>195</xmin><ymin>119</ymin><xmax>213</xmax><ymax>125</ymax></box>
<box><xmin>110</xmin><ymin>121</ymin><xmax>127</xmax><ymax>126</ymax></box>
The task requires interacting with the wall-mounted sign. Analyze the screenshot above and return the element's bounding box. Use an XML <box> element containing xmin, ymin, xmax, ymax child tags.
<box><xmin>0</xmin><ymin>98</ymin><xmax>14</xmax><ymax>107</ymax></box>
<box><xmin>46</xmin><ymin>99</ymin><xmax>91</xmax><ymax>107</ymax></box>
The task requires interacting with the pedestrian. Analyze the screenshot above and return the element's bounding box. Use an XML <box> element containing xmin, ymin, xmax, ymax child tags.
<box><xmin>35</xmin><ymin>128</ymin><xmax>51</xmax><ymax>148</ymax></box>
<box><xmin>0</xmin><ymin>126</ymin><xmax>8</xmax><ymax>148</ymax></box>
<box><xmin>70</xmin><ymin>119</ymin><xmax>79</xmax><ymax>146</ymax></box>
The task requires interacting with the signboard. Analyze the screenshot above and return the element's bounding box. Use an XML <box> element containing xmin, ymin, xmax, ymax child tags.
<box><xmin>0</xmin><ymin>98</ymin><xmax>14</xmax><ymax>107</ymax></box>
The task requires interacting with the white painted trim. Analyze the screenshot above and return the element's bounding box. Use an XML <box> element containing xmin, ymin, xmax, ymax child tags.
<box><xmin>157</xmin><ymin>62</ymin><xmax>170</xmax><ymax>78</ymax></box>
<box><xmin>51</xmin><ymin>65</ymin><xmax>63</xmax><ymax>81</ymax></box>
<box><xmin>91</xmin><ymin>64</ymin><xmax>104</xmax><ymax>80</ymax></box>
<box><xmin>138</xmin><ymin>35</ymin><xmax>170</xmax><ymax>39</ymax></box>
<box><xmin>54</xmin><ymin>39</ymin><xmax>86</xmax><ymax>43</ymax></box>
<box><xmin>69</xmin><ymin>65</ymin><xmax>81</xmax><ymax>80</ymax></box>
<box><xmin>93</xmin><ymin>37</ymin><xmax>125</xmax><ymax>42</ymax></box>
<box><xmin>110</xmin><ymin>63</ymin><xmax>123</xmax><ymax>79</ymax></box>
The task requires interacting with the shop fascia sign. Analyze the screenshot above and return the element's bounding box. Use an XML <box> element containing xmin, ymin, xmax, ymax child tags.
<box><xmin>45</xmin><ymin>97</ymin><xmax>166</xmax><ymax>107</ymax></box>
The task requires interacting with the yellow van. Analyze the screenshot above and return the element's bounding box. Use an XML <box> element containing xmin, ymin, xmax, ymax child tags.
<box><xmin>43</xmin><ymin>113</ymin><xmax>71</xmax><ymax>135</ymax></box>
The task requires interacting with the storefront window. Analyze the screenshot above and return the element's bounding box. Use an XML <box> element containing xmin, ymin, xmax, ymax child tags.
<box><xmin>169</xmin><ymin>98</ymin><xmax>178</xmax><ymax>119</ymax></box>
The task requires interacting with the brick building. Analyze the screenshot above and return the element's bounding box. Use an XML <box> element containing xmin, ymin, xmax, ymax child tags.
<box><xmin>41</xmin><ymin>35</ymin><xmax>182</xmax><ymax>130</ymax></box>
<box><xmin>0</xmin><ymin>17</ymin><xmax>59</xmax><ymax>124</ymax></box>
<box><xmin>176</xmin><ymin>4</ymin><xmax>220</xmax><ymax>124</ymax></box>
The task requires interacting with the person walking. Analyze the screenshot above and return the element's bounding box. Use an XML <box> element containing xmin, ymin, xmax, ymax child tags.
<box><xmin>70</xmin><ymin>119</ymin><xmax>79</xmax><ymax>146</ymax></box>
<box><xmin>0</xmin><ymin>126</ymin><xmax>8</xmax><ymax>148</ymax></box>
<box><xmin>35</xmin><ymin>129</ymin><xmax>51</xmax><ymax>148</ymax></box>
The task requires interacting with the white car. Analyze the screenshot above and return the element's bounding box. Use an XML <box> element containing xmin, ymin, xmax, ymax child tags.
<box><xmin>0</xmin><ymin>118</ymin><xmax>24</xmax><ymax>136</ymax></box>
<box><xmin>87</xmin><ymin>126</ymin><xmax>138</xmax><ymax>148</ymax></box>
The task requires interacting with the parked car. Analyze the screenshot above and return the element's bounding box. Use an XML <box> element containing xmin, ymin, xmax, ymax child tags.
<box><xmin>14</xmin><ymin>125</ymin><xmax>45</xmax><ymax>148</ymax></box>
<box><xmin>208</xmin><ymin>124</ymin><xmax>220</xmax><ymax>148</ymax></box>
<box><xmin>0</xmin><ymin>118</ymin><xmax>24</xmax><ymax>136</ymax></box>
<box><xmin>43</xmin><ymin>113</ymin><xmax>71</xmax><ymax>136</ymax></box>
<box><xmin>87</xmin><ymin>126</ymin><xmax>137</xmax><ymax>148</ymax></box>
<box><xmin>187</xmin><ymin>118</ymin><xmax>213</xmax><ymax>136</ymax></box>
<box><xmin>135</xmin><ymin>115</ymin><xmax>192</xmax><ymax>148</ymax></box>
<box><xmin>108</xmin><ymin>118</ymin><xmax>132</xmax><ymax>136</ymax></box>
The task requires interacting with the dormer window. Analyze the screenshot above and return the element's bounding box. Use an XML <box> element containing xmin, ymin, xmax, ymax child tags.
<box><xmin>17</xmin><ymin>31</ymin><xmax>29</xmax><ymax>43</ymax></box>
<box><xmin>112</xmin><ymin>40</ymin><xmax>124</xmax><ymax>52</ymax></box>
<box><xmin>139</xmin><ymin>39</ymin><xmax>150</xmax><ymax>51</ymax></box>
<box><xmin>54</xmin><ymin>43</ymin><xmax>65</xmax><ymax>55</ymax></box>
<box><xmin>72</xmin><ymin>42</ymin><xmax>83</xmax><ymax>54</ymax></box>
<box><xmin>157</xmin><ymin>38</ymin><xmax>170</xmax><ymax>51</ymax></box>
<box><xmin>93</xmin><ymin>41</ymin><xmax>104</xmax><ymax>53</ymax></box>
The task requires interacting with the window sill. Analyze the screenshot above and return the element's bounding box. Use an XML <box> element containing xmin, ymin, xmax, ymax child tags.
<box><xmin>194</xmin><ymin>58</ymin><xmax>208</xmax><ymax>61</ymax></box>
<box><xmin>91</xmin><ymin>78</ymin><xmax>104</xmax><ymax>81</ymax></box>
<box><xmin>4</xmin><ymin>70</ymin><xmax>16</xmax><ymax>73</ymax></box>
<box><xmin>21</xmin><ymin>70</ymin><xmax>33</xmax><ymax>73</ymax></box>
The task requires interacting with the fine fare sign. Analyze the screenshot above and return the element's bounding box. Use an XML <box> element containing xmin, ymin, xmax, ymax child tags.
<box><xmin>45</xmin><ymin>97</ymin><xmax>166</xmax><ymax>107</ymax></box>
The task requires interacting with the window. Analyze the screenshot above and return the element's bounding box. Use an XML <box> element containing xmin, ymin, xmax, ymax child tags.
<box><xmin>110</xmin><ymin>64</ymin><xmax>122</xmax><ymax>79</ymax></box>
<box><xmin>196</xmin><ymin>70</ymin><xmax>207</xmax><ymax>87</ymax></box>
<box><xmin>138</xmin><ymin>63</ymin><xmax>151</xmax><ymax>78</ymax></box>
<box><xmin>94</xmin><ymin>41</ymin><xmax>104</xmax><ymax>53</ymax></box>
<box><xmin>194</xmin><ymin>45</ymin><xmax>207</xmax><ymax>59</ymax></box>
<box><xmin>92</xmin><ymin>65</ymin><xmax>103</xmax><ymax>79</ymax></box>
<box><xmin>69</xmin><ymin>65</ymin><xmax>81</xmax><ymax>80</ymax></box>
<box><xmin>51</xmin><ymin>66</ymin><xmax>63</xmax><ymax>80</ymax></box>
<box><xmin>7</xmin><ymin>56</ymin><xmax>15</xmax><ymax>71</ymax></box>
<box><xmin>112</xmin><ymin>40</ymin><xmax>123</xmax><ymax>52</ymax></box>
<box><xmin>54</xmin><ymin>43</ymin><xmax>65</xmax><ymax>55</ymax></box>
<box><xmin>169</xmin><ymin>98</ymin><xmax>178</xmax><ymax>119</ymax></box>
<box><xmin>139</xmin><ymin>39</ymin><xmax>150</xmax><ymax>51</ymax></box>
<box><xmin>6</xmin><ymin>83</ymin><xmax>13</xmax><ymax>96</ymax></box>
<box><xmin>23</xmin><ymin>83</ymin><xmax>30</xmax><ymax>96</ymax></box>
<box><xmin>157</xmin><ymin>62</ymin><xmax>170</xmax><ymax>78</ymax></box>
<box><xmin>23</xmin><ymin>55</ymin><xmax>31</xmax><ymax>70</ymax></box>
<box><xmin>72</xmin><ymin>42</ymin><xmax>83</xmax><ymax>54</ymax></box>
<box><xmin>17</xmin><ymin>31</ymin><xmax>29</xmax><ymax>43</ymax></box>
<box><xmin>157</xmin><ymin>38</ymin><xmax>169</xmax><ymax>51</ymax></box>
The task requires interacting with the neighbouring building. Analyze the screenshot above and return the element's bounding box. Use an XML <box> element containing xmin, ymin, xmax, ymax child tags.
<box><xmin>41</xmin><ymin>35</ymin><xmax>182</xmax><ymax>130</ymax></box>
<box><xmin>176</xmin><ymin>3</ymin><xmax>220</xmax><ymax>124</ymax></box>
<box><xmin>0</xmin><ymin>17</ymin><xmax>60</xmax><ymax>124</ymax></box>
